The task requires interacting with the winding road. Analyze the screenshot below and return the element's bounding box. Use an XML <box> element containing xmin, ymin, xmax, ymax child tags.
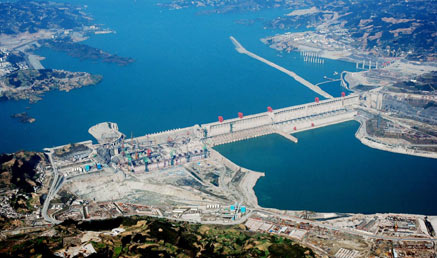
<box><xmin>41</xmin><ymin>149</ymin><xmax>63</xmax><ymax>224</ymax></box>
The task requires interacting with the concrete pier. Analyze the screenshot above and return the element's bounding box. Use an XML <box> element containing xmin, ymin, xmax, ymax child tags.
<box><xmin>274</xmin><ymin>130</ymin><xmax>298</xmax><ymax>143</ymax></box>
<box><xmin>230</xmin><ymin>36</ymin><xmax>333</xmax><ymax>99</ymax></box>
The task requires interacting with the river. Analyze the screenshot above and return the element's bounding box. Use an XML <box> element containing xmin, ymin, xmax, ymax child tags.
<box><xmin>1</xmin><ymin>0</ymin><xmax>435</xmax><ymax>214</ymax></box>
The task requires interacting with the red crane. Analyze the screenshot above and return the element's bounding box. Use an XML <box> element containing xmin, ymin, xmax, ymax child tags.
<box><xmin>315</xmin><ymin>97</ymin><xmax>320</xmax><ymax>103</ymax></box>
<box><xmin>267</xmin><ymin>106</ymin><xmax>273</xmax><ymax>112</ymax></box>
<box><xmin>238</xmin><ymin>112</ymin><xmax>243</xmax><ymax>119</ymax></box>
<box><xmin>218</xmin><ymin>116</ymin><xmax>224</xmax><ymax>123</ymax></box>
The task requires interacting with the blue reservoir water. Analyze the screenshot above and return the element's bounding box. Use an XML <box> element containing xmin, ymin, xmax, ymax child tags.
<box><xmin>215</xmin><ymin>121</ymin><xmax>437</xmax><ymax>215</ymax></box>
<box><xmin>0</xmin><ymin>0</ymin><xmax>354</xmax><ymax>153</ymax></box>
<box><xmin>1</xmin><ymin>0</ymin><xmax>435</xmax><ymax>214</ymax></box>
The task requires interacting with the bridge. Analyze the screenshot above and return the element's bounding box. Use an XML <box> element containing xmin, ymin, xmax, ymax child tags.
<box><xmin>202</xmin><ymin>95</ymin><xmax>359</xmax><ymax>147</ymax></box>
<box><xmin>230</xmin><ymin>36</ymin><xmax>333</xmax><ymax>99</ymax></box>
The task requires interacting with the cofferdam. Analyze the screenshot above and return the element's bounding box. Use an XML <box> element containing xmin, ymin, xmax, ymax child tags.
<box><xmin>230</xmin><ymin>36</ymin><xmax>334</xmax><ymax>99</ymax></box>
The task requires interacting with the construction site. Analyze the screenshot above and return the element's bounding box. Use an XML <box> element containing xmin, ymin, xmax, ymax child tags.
<box><xmin>41</xmin><ymin>95</ymin><xmax>358</xmax><ymax>223</ymax></box>
<box><xmin>23</xmin><ymin>93</ymin><xmax>434</xmax><ymax>257</ymax></box>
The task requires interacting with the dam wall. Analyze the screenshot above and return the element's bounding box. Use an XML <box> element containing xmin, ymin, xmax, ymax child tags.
<box><xmin>202</xmin><ymin>95</ymin><xmax>359</xmax><ymax>139</ymax></box>
<box><xmin>276</xmin><ymin>110</ymin><xmax>357</xmax><ymax>134</ymax></box>
<box><xmin>119</xmin><ymin>95</ymin><xmax>359</xmax><ymax>151</ymax></box>
<box><xmin>206</xmin><ymin>125</ymin><xmax>275</xmax><ymax>147</ymax></box>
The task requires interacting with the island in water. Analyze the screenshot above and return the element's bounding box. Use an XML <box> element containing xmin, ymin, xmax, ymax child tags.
<box><xmin>1</xmin><ymin>68</ymin><xmax>102</xmax><ymax>102</ymax></box>
<box><xmin>10</xmin><ymin>112</ymin><xmax>36</xmax><ymax>124</ymax></box>
<box><xmin>0</xmin><ymin>1</ymin><xmax>134</xmax><ymax>104</ymax></box>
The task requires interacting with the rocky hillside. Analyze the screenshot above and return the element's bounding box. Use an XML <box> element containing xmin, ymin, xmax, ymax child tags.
<box><xmin>0</xmin><ymin>69</ymin><xmax>103</xmax><ymax>102</ymax></box>
<box><xmin>268</xmin><ymin>0</ymin><xmax>437</xmax><ymax>60</ymax></box>
<box><xmin>0</xmin><ymin>1</ymin><xmax>91</xmax><ymax>35</ymax></box>
<box><xmin>0</xmin><ymin>216</ymin><xmax>315</xmax><ymax>257</ymax></box>
<box><xmin>0</xmin><ymin>151</ymin><xmax>45</xmax><ymax>193</ymax></box>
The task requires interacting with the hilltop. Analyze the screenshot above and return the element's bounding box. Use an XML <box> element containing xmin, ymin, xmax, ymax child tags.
<box><xmin>0</xmin><ymin>216</ymin><xmax>315</xmax><ymax>257</ymax></box>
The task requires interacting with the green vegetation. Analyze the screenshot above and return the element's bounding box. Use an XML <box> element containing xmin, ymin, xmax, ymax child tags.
<box><xmin>91</xmin><ymin>240</ymin><xmax>107</xmax><ymax>250</ymax></box>
<box><xmin>113</xmin><ymin>245</ymin><xmax>122</xmax><ymax>257</ymax></box>
<box><xmin>0</xmin><ymin>216</ymin><xmax>315</xmax><ymax>257</ymax></box>
<box><xmin>3</xmin><ymin>236</ymin><xmax>62</xmax><ymax>257</ymax></box>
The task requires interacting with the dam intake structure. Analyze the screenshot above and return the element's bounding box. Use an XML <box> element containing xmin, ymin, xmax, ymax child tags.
<box><xmin>81</xmin><ymin>95</ymin><xmax>359</xmax><ymax>174</ymax></box>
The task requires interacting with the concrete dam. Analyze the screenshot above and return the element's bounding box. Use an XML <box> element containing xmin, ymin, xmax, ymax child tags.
<box><xmin>53</xmin><ymin>95</ymin><xmax>359</xmax><ymax>177</ymax></box>
<box><xmin>130</xmin><ymin>95</ymin><xmax>359</xmax><ymax>149</ymax></box>
<box><xmin>108</xmin><ymin>95</ymin><xmax>359</xmax><ymax>172</ymax></box>
<box><xmin>202</xmin><ymin>95</ymin><xmax>359</xmax><ymax>146</ymax></box>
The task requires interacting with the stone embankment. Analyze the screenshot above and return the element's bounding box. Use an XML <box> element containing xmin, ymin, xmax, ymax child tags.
<box><xmin>208</xmin><ymin>148</ymin><xmax>264</xmax><ymax>208</ymax></box>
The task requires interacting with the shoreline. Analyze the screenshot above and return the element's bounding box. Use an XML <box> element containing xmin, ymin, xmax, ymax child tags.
<box><xmin>217</xmin><ymin>117</ymin><xmax>437</xmax><ymax>217</ymax></box>
<box><xmin>27</xmin><ymin>54</ymin><xmax>45</xmax><ymax>70</ymax></box>
<box><xmin>239</xmin><ymin>170</ymin><xmax>264</xmax><ymax>208</ymax></box>
<box><xmin>231</xmin><ymin>36</ymin><xmax>333</xmax><ymax>99</ymax></box>
<box><xmin>208</xmin><ymin>147</ymin><xmax>265</xmax><ymax>208</ymax></box>
<box><xmin>354</xmin><ymin>117</ymin><xmax>437</xmax><ymax>159</ymax></box>
<box><xmin>263</xmin><ymin>37</ymin><xmax>366</xmax><ymax>64</ymax></box>
<box><xmin>338</xmin><ymin>59</ymin><xmax>437</xmax><ymax>159</ymax></box>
